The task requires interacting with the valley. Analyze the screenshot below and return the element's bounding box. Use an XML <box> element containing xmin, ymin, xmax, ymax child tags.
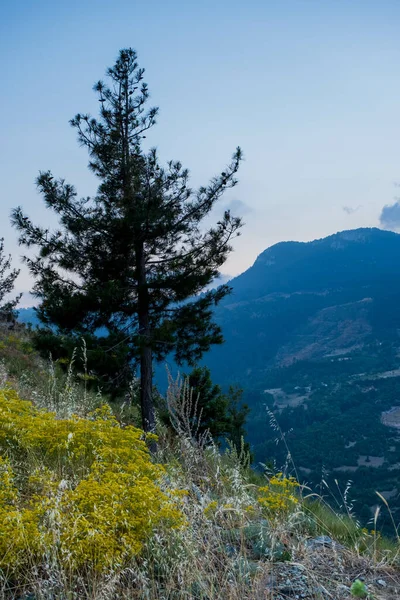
<box><xmin>19</xmin><ymin>227</ymin><xmax>400</xmax><ymax>533</ymax></box>
<box><xmin>204</xmin><ymin>228</ymin><xmax>400</xmax><ymax>532</ymax></box>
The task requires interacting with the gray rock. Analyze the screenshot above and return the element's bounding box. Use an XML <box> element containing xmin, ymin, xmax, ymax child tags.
<box><xmin>305</xmin><ymin>535</ymin><xmax>344</xmax><ymax>551</ymax></box>
<box><xmin>310</xmin><ymin>535</ymin><xmax>333</xmax><ymax>545</ymax></box>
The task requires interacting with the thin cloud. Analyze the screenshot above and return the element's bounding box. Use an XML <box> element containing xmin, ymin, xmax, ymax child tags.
<box><xmin>205</xmin><ymin>273</ymin><xmax>232</xmax><ymax>291</ymax></box>
<box><xmin>342</xmin><ymin>205</ymin><xmax>362</xmax><ymax>215</ymax></box>
<box><xmin>379</xmin><ymin>201</ymin><xmax>400</xmax><ymax>230</ymax></box>
<box><xmin>224</xmin><ymin>198</ymin><xmax>253</xmax><ymax>216</ymax></box>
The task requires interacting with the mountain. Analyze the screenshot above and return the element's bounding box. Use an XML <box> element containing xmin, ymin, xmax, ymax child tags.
<box><xmin>17</xmin><ymin>307</ymin><xmax>39</xmax><ymax>326</ymax></box>
<box><xmin>208</xmin><ymin>227</ymin><xmax>400</xmax><ymax>382</ymax></box>
<box><xmin>205</xmin><ymin>228</ymin><xmax>400</xmax><ymax>531</ymax></box>
<box><xmin>16</xmin><ymin>228</ymin><xmax>400</xmax><ymax>530</ymax></box>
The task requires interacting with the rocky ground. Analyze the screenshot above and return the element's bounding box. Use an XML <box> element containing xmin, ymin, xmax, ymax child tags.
<box><xmin>255</xmin><ymin>537</ymin><xmax>400</xmax><ymax>599</ymax></box>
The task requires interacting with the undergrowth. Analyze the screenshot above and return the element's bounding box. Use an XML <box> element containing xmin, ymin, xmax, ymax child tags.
<box><xmin>0</xmin><ymin>325</ymin><xmax>399</xmax><ymax>599</ymax></box>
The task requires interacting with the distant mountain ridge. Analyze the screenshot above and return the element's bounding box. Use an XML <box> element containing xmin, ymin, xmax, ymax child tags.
<box><xmin>16</xmin><ymin>228</ymin><xmax>400</xmax><ymax>527</ymax></box>
<box><xmin>227</xmin><ymin>227</ymin><xmax>399</xmax><ymax>300</ymax></box>
<box><xmin>202</xmin><ymin>227</ymin><xmax>400</xmax><ymax>530</ymax></box>
<box><xmin>17</xmin><ymin>307</ymin><xmax>38</xmax><ymax>326</ymax></box>
<box><xmin>18</xmin><ymin>227</ymin><xmax>400</xmax><ymax>373</ymax></box>
<box><xmin>19</xmin><ymin>227</ymin><xmax>400</xmax><ymax>373</ymax></box>
<box><xmin>206</xmin><ymin>227</ymin><xmax>400</xmax><ymax>383</ymax></box>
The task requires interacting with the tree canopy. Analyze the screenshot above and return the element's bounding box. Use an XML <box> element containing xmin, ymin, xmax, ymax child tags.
<box><xmin>0</xmin><ymin>238</ymin><xmax>20</xmax><ymax>325</ymax></box>
<box><xmin>186</xmin><ymin>366</ymin><xmax>250</xmax><ymax>454</ymax></box>
<box><xmin>12</xmin><ymin>48</ymin><xmax>243</xmax><ymax>431</ymax></box>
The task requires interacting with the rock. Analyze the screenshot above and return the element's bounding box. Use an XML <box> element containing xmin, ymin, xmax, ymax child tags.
<box><xmin>376</xmin><ymin>579</ymin><xmax>387</xmax><ymax>587</ymax></box>
<box><xmin>310</xmin><ymin>535</ymin><xmax>333</xmax><ymax>545</ymax></box>
<box><xmin>305</xmin><ymin>535</ymin><xmax>344</xmax><ymax>551</ymax></box>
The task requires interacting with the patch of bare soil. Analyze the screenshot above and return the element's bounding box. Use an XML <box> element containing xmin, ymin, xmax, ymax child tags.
<box><xmin>333</xmin><ymin>465</ymin><xmax>358</xmax><ymax>473</ymax></box>
<box><xmin>382</xmin><ymin>407</ymin><xmax>400</xmax><ymax>429</ymax></box>
<box><xmin>264</xmin><ymin>387</ymin><xmax>309</xmax><ymax>411</ymax></box>
<box><xmin>357</xmin><ymin>455</ymin><xmax>385</xmax><ymax>467</ymax></box>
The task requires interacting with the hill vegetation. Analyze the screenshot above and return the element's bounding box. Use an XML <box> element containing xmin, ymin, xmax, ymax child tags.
<box><xmin>3</xmin><ymin>44</ymin><xmax>400</xmax><ymax>597</ymax></box>
<box><xmin>12</xmin><ymin>48</ymin><xmax>242</xmax><ymax>434</ymax></box>
<box><xmin>202</xmin><ymin>227</ymin><xmax>400</xmax><ymax>533</ymax></box>
<box><xmin>0</xmin><ymin>324</ymin><xmax>400</xmax><ymax>599</ymax></box>
<box><xmin>16</xmin><ymin>228</ymin><xmax>400</xmax><ymax>533</ymax></box>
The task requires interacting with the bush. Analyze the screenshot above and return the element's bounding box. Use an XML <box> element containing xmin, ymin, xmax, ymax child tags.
<box><xmin>0</xmin><ymin>388</ymin><xmax>183</xmax><ymax>578</ymax></box>
<box><xmin>257</xmin><ymin>473</ymin><xmax>299</xmax><ymax>516</ymax></box>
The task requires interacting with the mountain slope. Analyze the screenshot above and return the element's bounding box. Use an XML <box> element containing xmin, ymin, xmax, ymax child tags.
<box><xmin>17</xmin><ymin>307</ymin><xmax>39</xmax><ymax>326</ymax></box>
<box><xmin>206</xmin><ymin>228</ymin><xmax>400</xmax><ymax>531</ymax></box>
<box><xmin>208</xmin><ymin>227</ymin><xmax>400</xmax><ymax>382</ymax></box>
<box><xmin>16</xmin><ymin>228</ymin><xmax>400</xmax><ymax>529</ymax></box>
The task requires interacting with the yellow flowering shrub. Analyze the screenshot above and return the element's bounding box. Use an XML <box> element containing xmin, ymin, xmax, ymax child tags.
<box><xmin>258</xmin><ymin>473</ymin><xmax>299</xmax><ymax>516</ymax></box>
<box><xmin>0</xmin><ymin>389</ymin><xmax>184</xmax><ymax>575</ymax></box>
<box><xmin>0</xmin><ymin>456</ymin><xmax>50</xmax><ymax>571</ymax></box>
<box><xmin>203</xmin><ymin>500</ymin><xmax>218</xmax><ymax>518</ymax></box>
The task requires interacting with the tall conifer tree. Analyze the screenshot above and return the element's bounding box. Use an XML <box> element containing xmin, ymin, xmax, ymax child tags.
<box><xmin>0</xmin><ymin>238</ymin><xmax>20</xmax><ymax>324</ymax></box>
<box><xmin>12</xmin><ymin>49</ymin><xmax>242</xmax><ymax>432</ymax></box>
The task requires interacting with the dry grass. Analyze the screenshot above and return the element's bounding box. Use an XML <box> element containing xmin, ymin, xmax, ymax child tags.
<box><xmin>0</xmin><ymin>329</ymin><xmax>399</xmax><ymax>599</ymax></box>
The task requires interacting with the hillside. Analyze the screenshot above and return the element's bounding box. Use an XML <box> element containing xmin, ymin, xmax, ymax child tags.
<box><xmin>0</xmin><ymin>324</ymin><xmax>399</xmax><ymax>599</ymax></box>
<box><xmin>209</xmin><ymin>228</ymin><xmax>400</xmax><ymax>379</ymax></box>
<box><xmin>17</xmin><ymin>307</ymin><xmax>38</xmax><ymax>326</ymax></box>
<box><xmin>204</xmin><ymin>228</ymin><xmax>400</xmax><ymax>530</ymax></box>
<box><xmin>17</xmin><ymin>228</ymin><xmax>400</xmax><ymax>531</ymax></box>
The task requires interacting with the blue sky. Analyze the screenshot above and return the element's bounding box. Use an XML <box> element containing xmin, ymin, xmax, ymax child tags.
<box><xmin>1</xmin><ymin>0</ymin><xmax>400</xmax><ymax>305</ymax></box>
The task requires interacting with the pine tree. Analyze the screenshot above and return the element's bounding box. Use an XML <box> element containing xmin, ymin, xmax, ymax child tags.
<box><xmin>182</xmin><ymin>366</ymin><xmax>250</xmax><ymax>453</ymax></box>
<box><xmin>12</xmin><ymin>49</ymin><xmax>243</xmax><ymax>432</ymax></box>
<box><xmin>0</xmin><ymin>239</ymin><xmax>21</xmax><ymax>325</ymax></box>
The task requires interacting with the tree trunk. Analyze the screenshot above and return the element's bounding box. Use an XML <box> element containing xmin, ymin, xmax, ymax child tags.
<box><xmin>140</xmin><ymin>335</ymin><xmax>155</xmax><ymax>432</ymax></box>
<box><xmin>136</xmin><ymin>243</ymin><xmax>156</xmax><ymax>437</ymax></box>
<box><xmin>139</xmin><ymin>313</ymin><xmax>157</xmax><ymax>454</ymax></box>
